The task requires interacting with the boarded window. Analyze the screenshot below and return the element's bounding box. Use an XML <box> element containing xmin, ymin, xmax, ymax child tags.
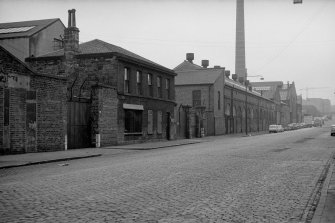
<box><xmin>4</xmin><ymin>89</ymin><xmax>9</xmax><ymax>126</ymax></box>
<box><xmin>147</xmin><ymin>110</ymin><xmax>153</xmax><ymax>134</ymax></box>
<box><xmin>192</xmin><ymin>90</ymin><xmax>201</xmax><ymax>107</ymax></box>
<box><xmin>157</xmin><ymin>110</ymin><xmax>162</xmax><ymax>134</ymax></box>
<box><xmin>124</xmin><ymin>109</ymin><xmax>142</xmax><ymax>133</ymax></box>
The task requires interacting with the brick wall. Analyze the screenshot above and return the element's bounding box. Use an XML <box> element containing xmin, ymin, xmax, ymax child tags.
<box><xmin>31</xmin><ymin>74</ymin><xmax>67</xmax><ymax>152</ymax></box>
<box><xmin>91</xmin><ymin>86</ymin><xmax>118</xmax><ymax>146</ymax></box>
<box><xmin>0</xmin><ymin>87</ymin><xmax>3</xmax><ymax>149</ymax></box>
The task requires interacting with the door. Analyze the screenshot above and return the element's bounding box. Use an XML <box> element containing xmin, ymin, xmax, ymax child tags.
<box><xmin>166</xmin><ymin>112</ymin><xmax>170</xmax><ymax>140</ymax></box>
<box><xmin>67</xmin><ymin>100</ymin><xmax>91</xmax><ymax>149</ymax></box>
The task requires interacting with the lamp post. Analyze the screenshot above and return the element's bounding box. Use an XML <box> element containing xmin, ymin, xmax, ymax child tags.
<box><xmin>245</xmin><ymin>79</ymin><xmax>250</xmax><ymax>135</ymax></box>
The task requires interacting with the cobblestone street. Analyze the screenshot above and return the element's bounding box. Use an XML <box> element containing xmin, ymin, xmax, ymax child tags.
<box><xmin>1</xmin><ymin>126</ymin><xmax>334</xmax><ymax>223</ymax></box>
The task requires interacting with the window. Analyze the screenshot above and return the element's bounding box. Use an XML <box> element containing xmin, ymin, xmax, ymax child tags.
<box><xmin>136</xmin><ymin>71</ymin><xmax>142</xmax><ymax>95</ymax></box>
<box><xmin>124</xmin><ymin>109</ymin><xmax>142</xmax><ymax>133</ymax></box>
<box><xmin>148</xmin><ymin>110</ymin><xmax>153</xmax><ymax>134</ymax></box>
<box><xmin>157</xmin><ymin>76</ymin><xmax>162</xmax><ymax>98</ymax></box>
<box><xmin>124</xmin><ymin>68</ymin><xmax>130</xmax><ymax>93</ymax></box>
<box><xmin>157</xmin><ymin>110</ymin><xmax>162</xmax><ymax>134</ymax></box>
<box><xmin>192</xmin><ymin>90</ymin><xmax>201</xmax><ymax>107</ymax></box>
<box><xmin>165</xmin><ymin>79</ymin><xmax>170</xmax><ymax>99</ymax></box>
<box><xmin>218</xmin><ymin>91</ymin><xmax>221</xmax><ymax>110</ymax></box>
<box><xmin>148</xmin><ymin>73</ymin><xmax>153</xmax><ymax>97</ymax></box>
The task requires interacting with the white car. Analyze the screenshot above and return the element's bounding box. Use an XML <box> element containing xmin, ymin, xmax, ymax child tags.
<box><xmin>269</xmin><ymin>125</ymin><xmax>284</xmax><ymax>133</ymax></box>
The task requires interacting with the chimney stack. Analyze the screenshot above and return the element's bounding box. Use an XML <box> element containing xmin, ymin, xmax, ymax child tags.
<box><xmin>225</xmin><ymin>70</ymin><xmax>230</xmax><ymax>78</ymax></box>
<box><xmin>201</xmin><ymin>60</ymin><xmax>209</xmax><ymax>68</ymax></box>
<box><xmin>214</xmin><ymin>65</ymin><xmax>221</xmax><ymax>68</ymax></box>
<box><xmin>64</xmin><ymin>9</ymin><xmax>80</xmax><ymax>60</ymax></box>
<box><xmin>232</xmin><ymin>74</ymin><xmax>238</xmax><ymax>81</ymax></box>
<box><xmin>238</xmin><ymin>76</ymin><xmax>245</xmax><ymax>84</ymax></box>
<box><xmin>186</xmin><ymin>53</ymin><xmax>194</xmax><ymax>63</ymax></box>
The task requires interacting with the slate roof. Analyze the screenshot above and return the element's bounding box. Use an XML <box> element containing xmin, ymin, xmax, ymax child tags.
<box><xmin>38</xmin><ymin>39</ymin><xmax>172</xmax><ymax>72</ymax></box>
<box><xmin>175</xmin><ymin>68</ymin><xmax>224</xmax><ymax>85</ymax></box>
<box><xmin>173</xmin><ymin>60</ymin><xmax>203</xmax><ymax>71</ymax></box>
<box><xmin>0</xmin><ymin>19</ymin><xmax>63</xmax><ymax>39</ymax></box>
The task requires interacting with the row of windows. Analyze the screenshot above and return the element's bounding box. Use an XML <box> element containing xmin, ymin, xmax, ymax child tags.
<box><xmin>124</xmin><ymin>109</ymin><xmax>165</xmax><ymax>134</ymax></box>
<box><xmin>192</xmin><ymin>90</ymin><xmax>222</xmax><ymax>110</ymax></box>
<box><xmin>124</xmin><ymin>68</ymin><xmax>171</xmax><ymax>99</ymax></box>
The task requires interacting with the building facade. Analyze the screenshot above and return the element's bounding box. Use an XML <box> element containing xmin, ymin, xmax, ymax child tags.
<box><xmin>26</xmin><ymin>10</ymin><xmax>176</xmax><ymax>149</ymax></box>
<box><xmin>174</xmin><ymin>53</ymin><xmax>277</xmax><ymax>138</ymax></box>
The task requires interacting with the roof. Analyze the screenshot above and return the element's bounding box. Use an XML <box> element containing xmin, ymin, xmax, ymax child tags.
<box><xmin>225</xmin><ymin>78</ymin><xmax>262</xmax><ymax>97</ymax></box>
<box><xmin>37</xmin><ymin>39</ymin><xmax>172</xmax><ymax>72</ymax></box>
<box><xmin>173</xmin><ymin>60</ymin><xmax>203</xmax><ymax>71</ymax></box>
<box><xmin>175</xmin><ymin>68</ymin><xmax>224</xmax><ymax>85</ymax></box>
<box><xmin>0</xmin><ymin>19</ymin><xmax>63</xmax><ymax>39</ymax></box>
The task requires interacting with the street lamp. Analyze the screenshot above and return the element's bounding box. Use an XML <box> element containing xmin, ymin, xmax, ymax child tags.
<box><xmin>294</xmin><ymin>0</ymin><xmax>303</xmax><ymax>4</ymax></box>
<box><xmin>245</xmin><ymin>79</ymin><xmax>250</xmax><ymax>135</ymax></box>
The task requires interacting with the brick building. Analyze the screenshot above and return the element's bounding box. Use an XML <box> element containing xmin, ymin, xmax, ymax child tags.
<box><xmin>26</xmin><ymin>9</ymin><xmax>176</xmax><ymax>149</ymax></box>
<box><xmin>174</xmin><ymin>53</ymin><xmax>276</xmax><ymax>137</ymax></box>
<box><xmin>0</xmin><ymin>19</ymin><xmax>65</xmax><ymax>63</ymax></box>
<box><xmin>0</xmin><ymin>45</ymin><xmax>67</xmax><ymax>154</ymax></box>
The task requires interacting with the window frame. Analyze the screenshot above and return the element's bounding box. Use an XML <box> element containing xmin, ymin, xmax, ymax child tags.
<box><xmin>165</xmin><ymin>78</ymin><xmax>170</xmax><ymax>99</ymax></box>
<box><xmin>136</xmin><ymin>70</ymin><xmax>142</xmax><ymax>95</ymax></box>
<box><xmin>157</xmin><ymin>76</ymin><xmax>162</xmax><ymax>98</ymax></box>
<box><xmin>124</xmin><ymin>109</ymin><xmax>143</xmax><ymax>134</ymax></box>
<box><xmin>124</xmin><ymin>67</ymin><xmax>130</xmax><ymax>94</ymax></box>
<box><xmin>148</xmin><ymin>73</ymin><xmax>153</xmax><ymax>97</ymax></box>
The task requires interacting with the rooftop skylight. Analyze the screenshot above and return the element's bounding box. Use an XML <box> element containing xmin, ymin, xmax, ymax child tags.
<box><xmin>0</xmin><ymin>26</ymin><xmax>35</xmax><ymax>34</ymax></box>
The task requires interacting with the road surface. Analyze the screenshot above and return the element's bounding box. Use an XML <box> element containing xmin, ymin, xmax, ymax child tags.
<box><xmin>1</xmin><ymin>123</ymin><xmax>334</xmax><ymax>222</ymax></box>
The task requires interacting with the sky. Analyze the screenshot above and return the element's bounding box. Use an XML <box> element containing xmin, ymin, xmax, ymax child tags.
<box><xmin>1</xmin><ymin>0</ymin><xmax>335</xmax><ymax>104</ymax></box>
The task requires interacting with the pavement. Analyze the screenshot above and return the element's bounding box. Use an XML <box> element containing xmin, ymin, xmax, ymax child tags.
<box><xmin>0</xmin><ymin>138</ymin><xmax>205</xmax><ymax>169</ymax></box>
<box><xmin>312</xmin><ymin>160</ymin><xmax>335</xmax><ymax>223</ymax></box>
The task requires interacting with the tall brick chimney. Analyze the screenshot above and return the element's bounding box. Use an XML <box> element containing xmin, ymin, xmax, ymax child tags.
<box><xmin>64</xmin><ymin>9</ymin><xmax>79</xmax><ymax>60</ymax></box>
<box><xmin>235</xmin><ymin>0</ymin><xmax>247</xmax><ymax>80</ymax></box>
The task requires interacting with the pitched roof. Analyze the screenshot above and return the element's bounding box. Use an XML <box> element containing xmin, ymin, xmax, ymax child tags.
<box><xmin>38</xmin><ymin>39</ymin><xmax>172</xmax><ymax>72</ymax></box>
<box><xmin>0</xmin><ymin>19</ymin><xmax>63</xmax><ymax>39</ymax></box>
<box><xmin>175</xmin><ymin>68</ymin><xmax>224</xmax><ymax>85</ymax></box>
<box><xmin>173</xmin><ymin>60</ymin><xmax>203</xmax><ymax>71</ymax></box>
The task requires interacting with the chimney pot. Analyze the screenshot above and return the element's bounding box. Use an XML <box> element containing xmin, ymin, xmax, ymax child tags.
<box><xmin>232</xmin><ymin>74</ymin><xmax>238</xmax><ymax>81</ymax></box>
<box><xmin>186</xmin><ymin>53</ymin><xmax>194</xmax><ymax>63</ymax></box>
<box><xmin>201</xmin><ymin>60</ymin><xmax>209</xmax><ymax>68</ymax></box>
<box><xmin>214</xmin><ymin>65</ymin><xmax>221</xmax><ymax>68</ymax></box>
<box><xmin>238</xmin><ymin>76</ymin><xmax>245</xmax><ymax>84</ymax></box>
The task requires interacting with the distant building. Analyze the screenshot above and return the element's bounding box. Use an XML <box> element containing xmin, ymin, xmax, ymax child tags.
<box><xmin>174</xmin><ymin>53</ymin><xmax>276</xmax><ymax>137</ymax></box>
<box><xmin>251</xmin><ymin>81</ymin><xmax>299</xmax><ymax>125</ymax></box>
<box><xmin>0</xmin><ymin>19</ymin><xmax>65</xmax><ymax>62</ymax></box>
<box><xmin>303</xmin><ymin>98</ymin><xmax>331</xmax><ymax>115</ymax></box>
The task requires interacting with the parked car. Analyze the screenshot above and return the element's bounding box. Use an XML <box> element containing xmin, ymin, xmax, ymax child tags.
<box><xmin>331</xmin><ymin>125</ymin><xmax>335</xmax><ymax>136</ymax></box>
<box><xmin>269</xmin><ymin>125</ymin><xmax>284</xmax><ymax>133</ymax></box>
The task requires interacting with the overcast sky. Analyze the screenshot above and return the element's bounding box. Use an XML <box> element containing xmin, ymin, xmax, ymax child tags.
<box><xmin>1</xmin><ymin>0</ymin><xmax>335</xmax><ymax>104</ymax></box>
